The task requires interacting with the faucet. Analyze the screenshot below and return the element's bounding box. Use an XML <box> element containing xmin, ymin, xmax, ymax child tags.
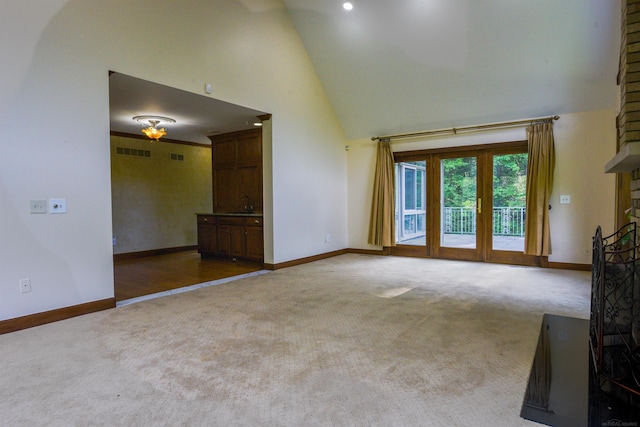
<box><xmin>242</xmin><ymin>195</ymin><xmax>253</xmax><ymax>213</ymax></box>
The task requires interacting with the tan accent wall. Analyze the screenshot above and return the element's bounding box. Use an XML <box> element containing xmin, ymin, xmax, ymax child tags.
<box><xmin>347</xmin><ymin>109</ymin><xmax>616</xmax><ymax>265</ymax></box>
<box><xmin>110</xmin><ymin>135</ymin><xmax>212</xmax><ymax>254</ymax></box>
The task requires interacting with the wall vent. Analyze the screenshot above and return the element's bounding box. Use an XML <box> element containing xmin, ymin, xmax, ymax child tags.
<box><xmin>116</xmin><ymin>147</ymin><xmax>151</xmax><ymax>158</ymax></box>
<box><xmin>170</xmin><ymin>153</ymin><xmax>185</xmax><ymax>162</ymax></box>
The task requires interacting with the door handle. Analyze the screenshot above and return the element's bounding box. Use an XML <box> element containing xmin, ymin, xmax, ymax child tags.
<box><xmin>477</xmin><ymin>198</ymin><xmax>482</xmax><ymax>214</ymax></box>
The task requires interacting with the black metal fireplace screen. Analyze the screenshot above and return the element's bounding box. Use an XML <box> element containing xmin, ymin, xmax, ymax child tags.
<box><xmin>589</xmin><ymin>223</ymin><xmax>640</xmax><ymax>422</ymax></box>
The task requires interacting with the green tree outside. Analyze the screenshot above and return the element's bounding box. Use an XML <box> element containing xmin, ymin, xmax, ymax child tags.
<box><xmin>442</xmin><ymin>154</ymin><xmax>527</xmax><ymax>208</ymax></box>
<box><xmin>493</xmin><ymin>154</ymin><xmax>527</xmax><ymax>207</ymax></box>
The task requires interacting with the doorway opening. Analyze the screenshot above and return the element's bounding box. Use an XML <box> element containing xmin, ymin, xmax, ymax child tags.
<box><xmin>109</xmin><ymin>72</ymin><xmax>269</xmax><ymax>302</ymax></box>
<box><xmin>393</xmin><ymin>141</ymin><xmax>539</xmax><ymax>266</ymax></box>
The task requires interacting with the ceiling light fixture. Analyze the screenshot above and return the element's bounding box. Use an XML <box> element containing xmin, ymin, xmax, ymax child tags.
<box><xmin>132</xmin><ymin>115</ymin><xmax>176</xmax><ymax>141</ymax></box>
<box><xmin>343</xmin><ymin>2</ymin><xmax>353</xmax><ymax>11</ymax></box>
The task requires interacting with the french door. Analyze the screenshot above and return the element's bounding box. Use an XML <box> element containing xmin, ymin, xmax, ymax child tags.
<box><xmin>435</xmin><ymin>151</ymin><xmax>482</xmax><ymax>261</ymax></box>
<box><xmin>393</xmin><ymin>142</ymin><xmax>538</xmax><ymax>266</ymax></box>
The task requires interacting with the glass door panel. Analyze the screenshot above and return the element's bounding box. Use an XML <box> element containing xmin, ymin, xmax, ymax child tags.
<box><xmin>492</xmin><ymin>153</ymin><xmax>528</xmax><ymax>252</ymax></box>
<box><xmin>440</xmin><ymin>156</ymin><xmax>477</xmax><ymax>249</ymax></box>
<box><xmin>395</xmin><ymin>161</ymin><xmax>427</xmax><ymax>246</ymax></box>
<box><xmin>392</xmin><ymin>142</ymin><xmax>538</xmax><ymax>266</ymax></box>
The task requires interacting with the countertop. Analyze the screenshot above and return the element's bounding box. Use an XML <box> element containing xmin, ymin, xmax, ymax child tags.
<box><xmin>196</xmin><ymin>212</ymin><xmax>263</xmax><ymax>217</ymax></box>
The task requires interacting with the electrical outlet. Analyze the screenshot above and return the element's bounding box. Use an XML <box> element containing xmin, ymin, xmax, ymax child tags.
<box><xmin>559</xmin><ymin>195</ymin><xmax>571</xmax><ymax>204</ymax></box>
<box><xmin>50</xmin><ymin>198</ymin><xmax>67</xmax><ymax>214</ymax></box>
<box><xmin>113</xmin><ymin>237</ymin><xmax>117</xmax><ymax>246</ymax></box>
<box><xmin>325</xmin><ymin>234</ymin><xmax>331</xmax><ymax>243</ymax></box>
<box><xmin>20</xmin><ymin>278</ymin><xmax>31</xmax><ymax>293</ymax></box>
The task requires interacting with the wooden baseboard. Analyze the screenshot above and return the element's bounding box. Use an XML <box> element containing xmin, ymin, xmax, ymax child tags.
<box><xmin>347</xmin><ymin>248</ymin><xmax>386</xmax><ymax>256</ymax></box>
<box><xmin>548</xmin><ymin>262</ymin><xmax>591</xmax><ymax>271</ymax></box>
<box><xmin>264</xmin><ymin>248</ymin><xmax>591</xmax><ymax>273</ymax></box>
<box><xmin>114</xmin><ymin>245</ymin><xmax>197</xmax><ymax>262</ymax></box>
<box><xmin>264</xmin><ymin>249</ymin><xmax>349</xmax><ymax>270</ymax></box>
<box><xmin>263</xmin><ymin>248</ymin><xmax>389</xmax><ymax>270</ymax></box>
<box><xmin>0</xmin><ymin>298</ymin><xmax>116</xmax><ymax>335</ymax></box>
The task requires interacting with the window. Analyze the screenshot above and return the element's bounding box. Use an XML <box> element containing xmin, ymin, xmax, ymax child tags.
<box><xmin>395</xmin><ymin>161</ymin><xmax>426</xmax><ymax>245</ymax></box>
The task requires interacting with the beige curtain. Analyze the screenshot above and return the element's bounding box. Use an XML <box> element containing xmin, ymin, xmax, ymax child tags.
<box><xmin>368</xmin><ymin>139</ymin><xmax>396</xmax><ymax>247</ymax></box>
<box><xmin>524</xmin><ymin>122</ymin><xmax>555</xmax><ymax>256</ymax></box>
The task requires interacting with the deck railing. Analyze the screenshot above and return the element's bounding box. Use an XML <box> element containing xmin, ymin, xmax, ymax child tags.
<box><xmin>442</xmin><ymin>206</ymin><xmax>525</xmax><ymax>236</ymax></box>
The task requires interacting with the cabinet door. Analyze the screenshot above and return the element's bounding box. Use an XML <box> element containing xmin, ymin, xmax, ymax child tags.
<box><xmin>230</xmin><ymin>225</ymin><xmax>245</xmax><ymax>258</ymax></box>
<box><xmin>244</xmin><ymin>226</ymin><xmax>264</xmax><ymax>261</ymax></box>
<box><xmin>237</xmin><ymin>131</ymin><xmax>262</xmax><ymax>167</ymax></box>
<box><xmin>217</xmin><ymin>225</ymin><xmax>231</xmax><ymax>256</ymax></box>
<box><xmin>214</xmin><ymin>168</ymin><xmax>238</xmax><ymax>213</ymax></box>
<box><xmin>213</xmin><ymin>137</ymin><xmax>236</xmax><ymax>168</ymax></box>
<box><xmin>210</xmin><ymin>129</ymin><xmax>262</xmax><ymax>213</ymax></box>
<box><xmin>237</xmin><ymin>130</ymin><xmax>262</xmax><ymax>212</ymax></box>
<box><xmin>197</xmin><ymin>223</ymin><xmax>217</xmax><ymax>255</ymax></box>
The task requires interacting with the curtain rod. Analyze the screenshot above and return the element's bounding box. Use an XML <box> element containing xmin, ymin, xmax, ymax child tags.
<box><xmin>371</xmin><ymin>115</ymin><xmax>560</xmax><ymax>142</ymax></box>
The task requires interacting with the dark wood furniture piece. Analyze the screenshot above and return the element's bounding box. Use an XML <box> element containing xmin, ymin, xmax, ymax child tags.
<box><xmin>197</xmin><ymin>214</ymin><xmax>263</xmax><ymax>262</ymax></box>
<box><xmin>209</xmin><ymin>128</ymin><xmax>262</xmax><ymax>214</ymax></box>
<box><xmin>198</xmin><ymin>127</ymin><xmax>264</xmax><ymax>262</ymax></box>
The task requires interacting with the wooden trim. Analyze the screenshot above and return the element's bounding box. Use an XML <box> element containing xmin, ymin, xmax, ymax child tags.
<box><xmin>113</xmin><ymin>245</ymin><xmax>197</xmax><ymax>262</ymax></box>
<box><xmin>395</xmin><ymin>143</ymin><xmax>535</xmax><ymax>266</ymax></box>
<box><xmin>394</xmin><ymin>140</ymin><xmax>527</xmax><ymax>161</ymax></box>
<box><xmin>207</xmin><ymin>128</ymin><xmax>262</xmax><ymax>142</ymax></box>
<box><xmin>486</xmin><ymin>250</ymin><xmax>541</xmax><ymax>267</ymax></box>
<box><xmin>264</xmin><ymin>249</ymin><xmax>349</xmax><ymax>270</ymax></box>
<box><xmin>390</xmin><ymin>245</ymin><xmax>430</xmax><ymax>258</ymax></box>
<box><xmin>255</xmin><ymin>245</ymin><xmax>588</xmax><ymax>273</ymax></box>
<box><xmin>548</xmin><ymin>262</ymin><xmax>591</xmax><ymax>271</ymax></box>
<box><xmin>110</xmin><ymin>131</ymin><xmax>211</xmax><ymax>147</ymax></box>
<box><xmin>0</xmin><ymin>298</ymin><xmax>116</xmax><ymax>335</ymax></box>
<box><xmin>348</xmin><ymin>248</ymin><xmax>386</xmax><ymax>256</ymax></box>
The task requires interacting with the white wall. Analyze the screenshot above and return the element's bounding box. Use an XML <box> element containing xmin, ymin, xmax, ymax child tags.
<box><xmin>347</xmin><ymin>109</ymin><xmax>617</xmax><ymax>265</ymax></box>
<box><xmin>0</xmin><ymin>0</ymin><xmax>348</xmax><ymax>321</ymax></box>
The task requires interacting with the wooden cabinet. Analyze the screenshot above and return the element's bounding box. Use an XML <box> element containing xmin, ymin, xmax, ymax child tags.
<box><xmin>210</xmin><ymin>129</ymin><xmax>262</xmax><ymax>214</ymax></box>
<box><xmin>205</xmin><ymin>128</ymin><xmax>264</xmax><ymax>262</ymax></box>
<box><xmin>218</xmin><ymin>216</ymin><xmax>245</xmax><ymax>258</ymax></box>
<box><xmin>217</xmin><ymin>224</ymin><xmax>231</xmax><ymax>256</ymax></box>
<box><xmin>197</xmin><ymin>214</ymin><xmax>263</xmax><ymax>262</ymax></box>
<box><xmin>197</xmin><ymin>215</ymin><xmax>217</xmax><ymax>256</ymax></box>
<box><xmin>244</xmin><ymin>217</ymin><xmax>264</xmax><ymax>261</ymax></box>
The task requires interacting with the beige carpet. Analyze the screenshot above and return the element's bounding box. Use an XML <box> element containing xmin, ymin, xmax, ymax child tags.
<box><xmin>0</xmin><ymin>254</ymin><xmax>591</xmax><ymax>426</ymax></box>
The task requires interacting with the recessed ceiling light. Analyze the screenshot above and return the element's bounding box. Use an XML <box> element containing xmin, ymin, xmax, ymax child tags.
<box><xmin>343</xmin><ymin>2</ymin><xmax>353</xmax><ymax>11</ymax></box>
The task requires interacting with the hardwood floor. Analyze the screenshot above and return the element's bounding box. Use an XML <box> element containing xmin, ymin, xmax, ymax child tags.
<box><xmin>114</xmin><ymin>250</ymin><xmax>264</xmax><ymax>301</ymax></box>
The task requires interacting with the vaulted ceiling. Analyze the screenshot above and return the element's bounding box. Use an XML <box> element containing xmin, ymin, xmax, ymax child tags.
<box><xmin>282</xmin><ymin>0</ymin><xmax>620</xmax><ymax>139</ymax></box>
<box><xmin>110</xmin><ymin>1</ymin><xmax>621</xmax><ymax>144</ymax></box>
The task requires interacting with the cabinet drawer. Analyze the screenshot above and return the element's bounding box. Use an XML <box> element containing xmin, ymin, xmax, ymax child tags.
<box><xmin>245</xmin><ymin>217</ymin><xmax>263</xmax><ymax>226</ymax></box>
<box><xmin>197</xmin><ymin>215</ymin><xmax>215</xmax><ymax>224</ymax></box>
<box><xmin>218</xmin><ymin>216</ymin><xmax>244</xmax><ymax>225</ymax></box>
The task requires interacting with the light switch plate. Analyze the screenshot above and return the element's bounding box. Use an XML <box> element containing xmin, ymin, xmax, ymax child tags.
<box><xmin>50</xmin><ymin>198</ymin><xmax>67</xmax><ymax>213</ymax></box>
<box><xmin>30</xmin><ymin>200</ymin><xmax>47</xmax><ymax>214</ymax></box>
<box><xmin>559</xmin><ymin>195</ymin><xmax>571</xmax><ymax>204</ymax></box>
